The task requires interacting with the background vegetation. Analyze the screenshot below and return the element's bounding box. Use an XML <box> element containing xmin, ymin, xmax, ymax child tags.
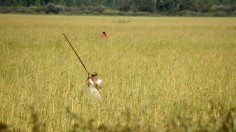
<box><xmin>0</xmin><ymin>0</ymin><xmax>236</xmax><ymax>16</ymax></box>
<box><xmin>0</xmin><ymin>15</ymin><xmax>236</xmax><ymax>131</ymax></box>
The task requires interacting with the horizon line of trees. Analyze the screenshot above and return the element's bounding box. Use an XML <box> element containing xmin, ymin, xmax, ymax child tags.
<box><xmin>0</xmin><ymin>0</ymin><xmax>236</xmax><ymax>15</ymax></box>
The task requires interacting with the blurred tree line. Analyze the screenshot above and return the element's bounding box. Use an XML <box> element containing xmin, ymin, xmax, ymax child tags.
<box><xmin>0</xmin><ymin>0</ymin><xmax>236</xmax><ymax>15</ymax></box>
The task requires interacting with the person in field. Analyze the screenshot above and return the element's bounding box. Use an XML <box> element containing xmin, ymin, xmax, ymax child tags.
<box><xmin>86</xmin><ymin>72</ymin><xmax>102</xmax><ymax>100</ymax></box>
<box><xmin>101</xmin><ymin>31</ymin><xmax>108</xmax><ymax>38</ymax></box>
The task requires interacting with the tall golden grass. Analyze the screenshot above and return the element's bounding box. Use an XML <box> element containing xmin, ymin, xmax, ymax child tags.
<box><xmin>0</xmin><ymin>14</ymin><xmax>236</xmax><ymax>131</ymax></box>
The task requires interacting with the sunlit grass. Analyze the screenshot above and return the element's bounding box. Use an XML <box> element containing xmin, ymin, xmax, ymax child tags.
<box><xmin>0</xmin><ymin>14</ymin><xmax>236</xmax><ymax>131</ymax></box>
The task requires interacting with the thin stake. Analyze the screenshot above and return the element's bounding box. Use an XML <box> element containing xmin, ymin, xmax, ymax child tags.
<box><xmin>63</xmin><ymin>33</ymin><xmax>89</xmax><ymax>74</ymax></box>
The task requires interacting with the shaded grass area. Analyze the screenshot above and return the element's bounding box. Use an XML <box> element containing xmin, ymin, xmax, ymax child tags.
<box><xmin>1</xmin><ymin>104</ymin><xmax>236</xmax><ymax>131</ymax></box>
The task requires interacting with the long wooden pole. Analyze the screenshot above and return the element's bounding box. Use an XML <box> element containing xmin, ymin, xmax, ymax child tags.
<box><xmin>63</xmin><ymin>33</ymin><xmax>89</xmax><ymax>74</ymax></box>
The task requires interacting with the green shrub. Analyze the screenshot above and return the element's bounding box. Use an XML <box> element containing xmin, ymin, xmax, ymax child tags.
<box><xmin>176</xmin><ymin>10</ymin><xmax>201</xmax><ymax>16</ymax></box>
<box><xmin>232</xmin><ymin>10</ymin><xmax>236</xmax><ymax>16</ymax></box>
<box><xmin>65</xmin><ymin>7</ymin><xmax>82</xmax><ymax>14</ymax></box>
<box><xmin>94</xmin><ymin>5</ymin><xmax>106</xmax><ymax>13</ymax></box>
<box><xmin>135</xmin><ymin>11</ymin><xmax>151</xmax><ymax>16</ymax></box>
<box><xmin>29</xmin><ymin>6</ymin><xmax>45</xmax><ymax>13</ymax></box>
<box><xmin>211</xmin><ymin>5</ymin><xmax>233</xmax><ymax>12</ymax></box>
<box><xmin>103</xmin><ymin>9</ymin><xmax>119</xmax><ymax>15</ymax></box>
<box><xmin>45</xmin><ymin>2</ymin><xmax>55</xmax><ymax>13</ymax></box>
<box><xmin>213</xmin><ymin>11</ymin><xmax>227</xmax><ymax>16</ymax></box>
<box><xmin>190</xmin><ymin>1</ymin><xmax>207</xmax><ymax>12</ymax></box>
<box><xmin>54</xmin><ymin>5</ymin><xmax>65</xmax><ymax>14</ymax></box>
<box><xmin>0</xmin><ymin>7</ymin><xmax>11</xmax><ymax>13</ymax></box>
<box><xmin>45</xmin><ymin>3</ymin><xmax>65</xmax><ymax>14</ymax></box>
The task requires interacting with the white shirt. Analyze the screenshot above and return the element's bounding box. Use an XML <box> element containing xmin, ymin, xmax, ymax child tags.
<box><xmin>88</xmin><ymin>79</ymin><xmax>101</xmax><ymax>100</ymax></box>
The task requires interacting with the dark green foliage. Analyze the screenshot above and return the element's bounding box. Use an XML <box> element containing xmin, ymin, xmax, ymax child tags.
<box><xmin>65</xmin><ymin>0</ymin><xmax>73</xmax><ymax>7</ymax></box>
<box><xmin>53</xmin><ymin>4</ymin><xmax>65</xmax><ymax>13</ymax></box>
<box><xmin>45</xmin><ymin>2</ymin><xmax>55</xmax><ymax>13</ymax></box>
<box><xmin>190</xmin><ymin>1</ymin><xmax>207</xmax><ymax>12</ymax></box>
<box><xmin>0</xmin><ymin>0</ymin><xmax>236</xmax><ymax>16</ymax></box>
<box><xmin>44</xmin><ymin>2</ymin><xmax>64</xmax><ymax>13</ymax></box>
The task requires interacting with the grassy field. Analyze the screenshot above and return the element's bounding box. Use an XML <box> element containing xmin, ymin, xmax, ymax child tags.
<box><xmin>0</xmin><ymin>14</ymin><xmax>236</xmax><ymax>131</ymax></box>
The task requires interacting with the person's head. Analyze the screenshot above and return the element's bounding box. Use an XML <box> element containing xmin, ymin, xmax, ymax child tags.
<box><xmin>91</xmin><ymin>72</ymin><xmax>97</xmax><ymax>81</ymax></box>
<box><xmin>103</xmin><ymin>31</ymin><xmax>106</xmax><ymax>36</ymax></box>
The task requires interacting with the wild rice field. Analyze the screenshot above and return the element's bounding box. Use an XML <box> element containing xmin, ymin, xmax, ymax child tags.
<box><xmin>0</xmin><ymin>14</ymin><xmax>236</xmax><ymax>131</ymax></box>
